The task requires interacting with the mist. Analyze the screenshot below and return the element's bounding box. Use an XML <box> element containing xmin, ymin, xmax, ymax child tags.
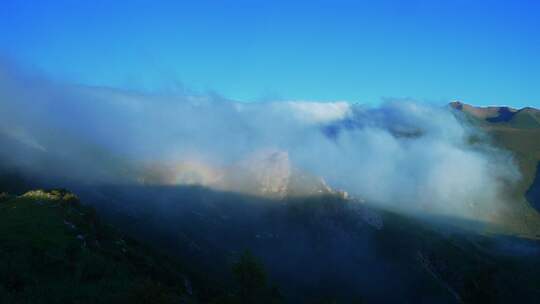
<box><xmin>0</xmin><ymin>60</ymin><xmax>521</xmax><ymax>223</ymax></box>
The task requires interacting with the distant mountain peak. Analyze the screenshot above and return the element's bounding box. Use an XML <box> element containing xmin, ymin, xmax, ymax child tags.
<box><xmin>449</xmin><ymin>101</ymin><xmax>540</xmax><ymax>126</ymax></box>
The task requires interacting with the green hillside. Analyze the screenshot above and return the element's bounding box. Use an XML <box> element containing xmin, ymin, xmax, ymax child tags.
<box><xmin>0</xmin><ymin>188</ymin><xmax>287</xmax><ymax>304</ymax></box>
<box><xmin>0</xmin><ymin>189</ymin><xmax>200</xmax><ymax>304</ymax></box>
<box><xmin>451</xmin><ymin>102</ymin><xmax>540</xmax><ymax>236</ymax></box>
<box><xmin>1</xmin><ymin>103</ymin><xmax>540</xmax><ymax>302</ymax></box>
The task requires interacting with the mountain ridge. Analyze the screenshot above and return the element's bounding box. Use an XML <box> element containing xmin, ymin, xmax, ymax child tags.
<box><xmin>449</xmin><ymin>101</ymin><xmax>540</xmax><ymax>127</ymax></box>
<box><xmin>450</xmin><ymin>101</ymin><xmax>540</xmax><ymax>236</ymax></box>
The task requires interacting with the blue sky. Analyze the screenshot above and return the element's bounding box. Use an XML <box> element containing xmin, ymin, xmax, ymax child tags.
<box><xmin>1</xmin><ymin>0</ymin><xmax>539</xmax><ymax>107</ymax></box>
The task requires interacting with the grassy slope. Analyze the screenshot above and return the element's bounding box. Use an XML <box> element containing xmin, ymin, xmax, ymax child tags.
<box><xmin>1</xmin><ymin>104</ymin><xmax>539</xmax><ymax>302</ymax></box>
<box><xmin>376</xmin><ymin>210</ymin><xmax>540</xmax><ymax>304</ymax></box>
<box><xmin>0</xmin><ymin>189</ymin><xmax>199</xmax><ymax>304</ymax></box>
<box><xmin>455</xmin><ymin>105</ymin><xmax>540</xmax><ymax>236</ymax></box>
<box><xmin>487</xmin><ymin>126</ymin><xmax>540</xmax><ymax>236</ymax></box>
<box><xmin>83</xmin><ymin>185</ymin><xmax>540</xmax><ymax>303</ymax></box>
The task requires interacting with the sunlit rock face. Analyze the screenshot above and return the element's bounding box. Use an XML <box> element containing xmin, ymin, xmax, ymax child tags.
<box><xmin>223</xmin><ymin>149</ymin><xmax>291</xmax><ymax>198</ymax></box>
<box><xmin>140</xmin><ymin>149</ymin><xmax>334</xmax><ymax>199</ymax></box>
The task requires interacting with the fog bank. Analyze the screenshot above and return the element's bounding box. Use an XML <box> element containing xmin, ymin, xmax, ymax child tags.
<box><xmin>0</xmin><ymin>61</ymin><xmax>521</xmax><ymax>222</ymax></box>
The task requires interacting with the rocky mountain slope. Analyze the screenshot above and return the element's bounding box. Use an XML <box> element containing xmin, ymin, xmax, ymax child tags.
<box><xmin>450</xmin><ymin>102</ymin><xmax>540</xmax><ymax>236</ymax></box>
<box><xmin>0</xmin><ymin>189</ymin><xmax>200</xmax><ymax>303</ymax></box>
<box><xmin>2</xmin><ymin>102</ymin><xmax>540</xmax><ymax>303</ymax></box>
<box><xmin>0</xmin><ymin>188</ymin><xmax>286</xmax><ymax>304</ymax></box>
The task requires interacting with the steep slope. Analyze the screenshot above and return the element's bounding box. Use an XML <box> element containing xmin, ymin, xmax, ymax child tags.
<box><xmin>450</xmin><ymin>102</ymin><xmax>540</xmax><ymax>236</ymax></box>
<box><xmin>2</xmin><ymin>101</ymin><xmax>540</xmax><ymax>303</ymax></box>
<box><xmin>77</xmin><ymin>183</ymin><xmax>540</xmax><ymax>303</ymax></box>
<box><xmin>526</xmin><ymin>162</ymin><xmax>540</xmax><ymax>212</ymax></box>
<box><xmin>0</xmin><ymin>189</ymin><xmax>201</xmax><ymax>304</ymax></box>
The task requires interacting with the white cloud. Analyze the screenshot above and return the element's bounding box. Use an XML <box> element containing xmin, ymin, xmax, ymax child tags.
<box><xmin>275</xmin><ymin>101</ymin><xmax>352</xmax><ymax>124</ymax></box>
<box><xmin>0</xmin><ymin>62</ymin><xmax>522</xmax><ymax>224</ymax></box>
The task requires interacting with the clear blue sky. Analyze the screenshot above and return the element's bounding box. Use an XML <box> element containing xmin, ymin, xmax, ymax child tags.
<box><xmin>1</xmin><ymin>0</ymin><xmax>539</xmax><ymax>107</ymax></box>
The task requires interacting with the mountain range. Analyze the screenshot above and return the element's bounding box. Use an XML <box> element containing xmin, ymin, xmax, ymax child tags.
<box><xmin>450</xmin><ymin>102</ymin><xmax>540</xmax><ymax>236</ymax></box>
<box><xmin>1</xmin><ymin>102</ymin><xmax>540</xmax><ymax>303</ymax></box>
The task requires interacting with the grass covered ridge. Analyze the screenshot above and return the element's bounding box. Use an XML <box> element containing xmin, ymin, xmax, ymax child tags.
<box><xmin>0</xmin><ymin>189</ymin><xmax>198</xmax><ymax>304</ymax></box>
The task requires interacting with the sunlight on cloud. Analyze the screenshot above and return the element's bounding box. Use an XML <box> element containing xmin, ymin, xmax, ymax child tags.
<box><xmin>0</xmin><ymin>62</ymin><xmax>523</xmax><ymax>226</ymax></box>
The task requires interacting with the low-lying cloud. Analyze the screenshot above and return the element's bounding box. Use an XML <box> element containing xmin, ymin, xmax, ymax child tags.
<box><xmin>0</xmin><ymin>61</ymin><xmax>521</xmax><ymax>223</ymax></box>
